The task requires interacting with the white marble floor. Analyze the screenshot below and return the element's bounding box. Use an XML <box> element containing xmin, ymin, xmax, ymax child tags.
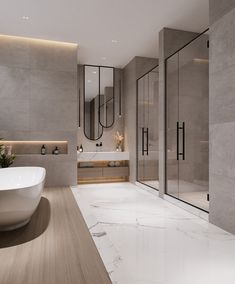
<box><xmin>72</xmin><ymin>182</ymin><xmax>235</xmax><ymax>284</ymax></box>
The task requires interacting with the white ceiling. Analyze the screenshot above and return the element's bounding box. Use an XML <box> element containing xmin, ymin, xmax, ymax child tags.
<box><xmin>0</xmin><ymin>0</ymin><xmax>209</xmax><ymax>68</ymax></box>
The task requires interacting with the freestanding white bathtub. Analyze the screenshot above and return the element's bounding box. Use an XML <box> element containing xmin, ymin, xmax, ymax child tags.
<box><xmin>0</xmin><ymin>167</ymin><xmax>46</xmax><ymax>231</ymax></box>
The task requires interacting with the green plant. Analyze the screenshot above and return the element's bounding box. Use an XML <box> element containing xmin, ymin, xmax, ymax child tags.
<box><xmin>0</xmin><ymin>153</ymin><xmax>16</xmax><ymax>168</ymax></box>
<box><xmin>0</xmin><ymin>138</ymin><xmax>16</xmax><ymax>168</ymax></box>
<box><xmin>0</xmin><ymin>138</ymin><xmax>3</xmax><ymax>153</ymax></box>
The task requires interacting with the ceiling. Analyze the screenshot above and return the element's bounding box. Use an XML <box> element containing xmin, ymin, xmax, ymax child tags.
<box><xmin>0</xmin><ymin>0</ymin><xmax>209</xmax><ymax>68</ymax></box>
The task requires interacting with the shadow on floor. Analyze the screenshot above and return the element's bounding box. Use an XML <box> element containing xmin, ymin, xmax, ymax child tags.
<box><xmin>0</xmin><ymin>197</ymin><xmax>50</xmax><ymax>248</ymax></box>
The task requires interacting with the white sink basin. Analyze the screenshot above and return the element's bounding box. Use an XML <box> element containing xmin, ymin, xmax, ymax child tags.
<box><xmin>77</xmin><ymin>151</ymin><xmax>129</xmax><ymax>162</ymax></box>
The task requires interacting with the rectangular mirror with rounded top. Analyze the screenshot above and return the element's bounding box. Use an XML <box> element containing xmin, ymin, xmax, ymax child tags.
<box><xmin>83</xmin><ymin>65</ymin><xmax>103</xmax><ymax>140</ymax></box>
<box><xmin>99</xmin><ymin>66</ymin><xmax>115</xmax><ymax>128</ymax></box>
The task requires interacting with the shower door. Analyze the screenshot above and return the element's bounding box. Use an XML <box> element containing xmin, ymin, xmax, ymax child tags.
<box><xmin>137</xmin><ymin>66</ymin><xmax>159</xmax><ymax>190</ymax></box>
<box><xmin>166</xmin><ymin>31</ymin><xmax>209</xmax><ymax>211</ymax></box>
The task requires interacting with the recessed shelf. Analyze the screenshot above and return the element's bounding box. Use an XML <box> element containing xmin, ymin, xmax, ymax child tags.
<box><xmin>1</xmin><ymin>141</ymin><xmax>68</xmax><ymax>155</ymax></box>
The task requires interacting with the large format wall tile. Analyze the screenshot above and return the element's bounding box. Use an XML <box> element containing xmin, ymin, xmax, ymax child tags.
<box><xmin>0</xmin><ymin>66</ymin><xmax>30</xmax><ymax>100</ymax></box>
<box><xmin>29</xmin><ymin>99</ymin><xmax>77</xmax><ymax>131</ymax></box>
<box><xmin>209</xmin><ymin>1</ymin><xmax>235</xmax><ymax>233</ymax></box>
<box><xmin>210</xmin><ymin>7</ymin><xmax>235</xmax><ymax>74</ymax></box>
<box><xmin>210</xmin><ymin>122</ymin><xmax>235</xmax><ymax>179</ymax></box>
<box><xmin>210</xmin><ymin>63</ymin><xmax>235</xmax><ymax>124</ymax></box>
<box><xmin>210</xmin><ymin>173</ymin><xmax>235</xmax><ymax>234</ymax></box>
<box><xmin>30</xmin><ymin>70</ymin><xmax>77</xmax><ymax>101</ymax></box>
<box><xmin>29</xmin><ymin>40</ymin><xmax>77</xmax><ymax>72</ymax></box>
<box><xmin>0</xmin><ymin>99</ymin><xmax>29</xmax><ymax>131</ymax></box>
<box><xmin>0</xmin><ymin>35</ymin><xmax>30</xmax><ymax>68</ymax></box>
<box><xmin>209</xmin><ymin>0</ymin><xmax>235</xmax><ymax>25</ymax></box>
<box><xmin>0</xmin><ymin>35</ymin><xmax>78</xmax><ymax>186</ymax></box>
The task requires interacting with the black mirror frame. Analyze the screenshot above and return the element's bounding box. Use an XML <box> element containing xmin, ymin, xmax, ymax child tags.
<box><xmin>83</xmin><ymin>65</ymin><xmax>103</xmax><ymax>141</ymax></box>
<box><xmin>98</xmin><ymin>66</ymin><xmax>115</xmax><ymax>128</ymax></box>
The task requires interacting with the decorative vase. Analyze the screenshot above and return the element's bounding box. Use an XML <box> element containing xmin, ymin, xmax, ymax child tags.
<box><xmin>116</xmin><ymin>145</ymin><xmax>122</xmax><ymax>152</ymax></box>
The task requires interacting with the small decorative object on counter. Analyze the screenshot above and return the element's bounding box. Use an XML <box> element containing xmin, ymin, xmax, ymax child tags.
<box><xmin>99</xmin><ymin>142</ymin><xmax>103</xmax><ymax>152</ymax></box>
<box><xmin>79</xmin><ymin>144</ymin><xmax>83</xmax><ymax>153</ymax></box>
<box><xmin>96</xmin><ymin>143</ymin><xmax>100</xmax><ymax>152</ymax></box>
<box><xmin>114</xmin><ymin>161</ymin><xmax>121</xmax><ymax>167</ymax></box>
<box><xmin>41</xmin><ymin>144</ymin><xmax>46</xmax><ymax>155</ymax></box>
<box><xmin>52</xmin><ymin>146</ymin><xmax>59</xmax><ymax>155</ymax></box>
<box><xmin>108</xmin><ymin>161</ymin><xmax>115</xmax><ymax>167</ymax></box>
<box><xmin>115</xmin><ymin>131</ymin><xmax>124</xmax><ymax>152</ymax></box>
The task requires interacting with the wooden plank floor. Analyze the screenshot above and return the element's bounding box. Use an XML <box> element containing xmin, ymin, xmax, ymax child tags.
<box><xmin>0</xmin><ymin>187</ymin><xmax>112</xmax><ymax>284</ymax></box>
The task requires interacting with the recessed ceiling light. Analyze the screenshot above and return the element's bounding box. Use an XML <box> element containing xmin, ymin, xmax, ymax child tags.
<box><xmin>22</xmin><ymin>16</ymin><xmax>30</xmax><ymax>20</ymax></box>
<box><xmin>92</xmin><ymin>71</ymin><xmax>97</xmax><ymax>74</ymax></box>
<box><xmin>112</xmin><ymin>39</ymin><xmax>118</xmax><ymax>43</ymax></box>
<box><xmin>87</xmin><ymin>79</ymin><xmax>92</xmax><ymax>83</ymax></box>
<box><xmin>101</xmin><ymin>57</ymin><xmax>106</xmax><ymax>60</ymax></box>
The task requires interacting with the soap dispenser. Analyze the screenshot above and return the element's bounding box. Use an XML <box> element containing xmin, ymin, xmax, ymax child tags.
<box><xmin>41</xmin><ymin>144</ymin><xmax>46</xmax><ymax>155</ymax></box>
<box><xmin>53</xmin><ymin>146</ymin><xmax>59</xmax><ymax>155</ymax></box>
<box><xmin>79</xmin><ymin>144</ymin><xmax>83</xmax><ymax>153</ymax></box>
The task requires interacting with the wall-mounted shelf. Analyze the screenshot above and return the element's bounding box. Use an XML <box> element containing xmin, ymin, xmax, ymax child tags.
<box><xmin>1</xmin><ymin>141</ymin><xmax>68</xmax><ymax>155</ymax></box>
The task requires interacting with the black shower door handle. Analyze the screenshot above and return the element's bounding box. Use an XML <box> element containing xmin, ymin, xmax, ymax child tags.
<box><xmin>146</xmin><ymin>127</ymin><xmax>149</xmax><ymax>156</ymax></box>
<box><xmin>142</xmin><ymin>127</ymin><xmax>144</xmax><ymax>156</ymax></box>
<box><xmin>177</xmin><ymin>122</ymin><xmax>185</xmax><ymax>160</ymax></box>
<box><xmin>142</xmin><ymin>127</ymin><xmax>148</xmax><ymax>156</ymax></box>
<box><xmin>177</xmin><ymin>122</ymin><xmax>179</xmax><ymax>160</ymax></box>
<box><xmin>182</xmin><ymin>122</ymin><xmax>185</xmax><ymax>160</ymax></box>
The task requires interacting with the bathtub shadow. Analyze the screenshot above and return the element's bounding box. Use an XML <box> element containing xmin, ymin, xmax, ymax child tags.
<box><xmin>0</xmin><ymin>197</ymin><xmax>50</xmax><ymax>248</ymax></box>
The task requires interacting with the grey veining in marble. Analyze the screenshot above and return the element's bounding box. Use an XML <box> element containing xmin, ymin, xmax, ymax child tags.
<box><xmin>72</xmin><ymin>182</ymin><xmax>235</xmax><ymax>284</ymax></box>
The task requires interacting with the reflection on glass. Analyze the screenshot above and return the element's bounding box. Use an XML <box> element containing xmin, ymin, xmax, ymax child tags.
<box><xmin>84</xmin><ymin>66</ymin><xmax>103</xmax><ymax>140</ymax></box>
<box><xmin>137</xmin><ymin>66</ymin><xmax>159</xmax><ymax>190</ymax></box>
<box><xmin>99</xmin><ymin>67</ymin><xmax>114</xmax><ymax>128</ymax></box>
<box><xmin>166</xmin><ymin>31</ymin><xmax>209</xmax><ymax>211</ymax></box>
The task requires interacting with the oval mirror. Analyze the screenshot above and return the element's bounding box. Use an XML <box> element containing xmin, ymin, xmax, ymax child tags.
<box><xmin>99</xmin><ymin>67</ymin><xmax>115</xmax><ymax>128</ymax></box>
<box><xmin>83</xmin><ymin>65</ymin><xmax>103</xmax><ymax>140</ymax></box>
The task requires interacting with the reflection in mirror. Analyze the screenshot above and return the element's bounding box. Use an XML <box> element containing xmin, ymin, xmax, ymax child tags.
<box><xmin>99</xmin><ymin>67</ymin><xmax>115</xmax><ymax>128</ymax></box>
<box><xmin>84</xmin><ymin>65</ymin><xmax>103</xmax><ymax>140</ymax></box>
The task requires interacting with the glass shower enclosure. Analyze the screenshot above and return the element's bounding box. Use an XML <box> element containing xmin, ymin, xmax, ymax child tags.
<box><xmin>137</xmin><ymin>66</ymin><xmax>159</xmax><ymax>190</ymax></box>
<box><xmin>165</xmin><ymin>30</ymin><xmax>209</xmax><ymax>211</ymax></box>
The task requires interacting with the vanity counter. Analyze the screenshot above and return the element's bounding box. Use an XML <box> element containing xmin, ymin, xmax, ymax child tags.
<box><xmin>77</xmin><ymin>151</ymin><xmax>129</xmax><ymax>162</ymax></box>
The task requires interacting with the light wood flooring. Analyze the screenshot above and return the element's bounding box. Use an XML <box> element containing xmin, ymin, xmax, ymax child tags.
<box><xmin>0</xmin><ymin>187</ymin><xmax>111</xmax><ymax>284</ymax></box>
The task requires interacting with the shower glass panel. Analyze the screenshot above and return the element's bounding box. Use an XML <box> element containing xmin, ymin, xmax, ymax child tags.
<box><xmin>166</xmin><ymin>31</ymin><xmax>209</xmax><ymax>212</ymax></box>
<box><xmin>137</xmin><ymin>66</ymin><xmax>159</xmax><ymax>190</ymax></box>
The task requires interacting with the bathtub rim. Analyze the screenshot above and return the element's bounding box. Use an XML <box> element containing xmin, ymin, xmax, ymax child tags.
<box><xmin>0</xmin><ymin>166</ymin><xmax>46</xmax><ymax>191</ymax></box>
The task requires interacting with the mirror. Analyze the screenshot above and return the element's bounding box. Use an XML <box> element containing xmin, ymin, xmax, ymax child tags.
<box><xmin>83</xmin><ymin>65</ymin><xmax>103</xmax><ymax>140</ymax></box>
<box><xmin>99</xmin><ymin>67</ymin><xmax>115</xmax><ymax>128</ymax></box>
<box><xmin>83</xmin><ymin>65</ymin><xmax>115</xmax><ymax>140</ymax></box>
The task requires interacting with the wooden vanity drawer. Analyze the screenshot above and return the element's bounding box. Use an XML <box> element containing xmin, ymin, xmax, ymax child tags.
<box><xmin>77</xmin><ymin>168</ymin><xmax>102</xmax><ymax>178</ymax></box>
<box><xmin>103</xmin><ymin>167</ymin><xmax>129</xmax><ymax>177</ymax></box>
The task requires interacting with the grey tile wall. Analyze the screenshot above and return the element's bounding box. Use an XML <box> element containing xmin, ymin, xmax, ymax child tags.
<box><xmin>209</xmin><ymin>0</ymin><xmax>235</xmax><ymax>25</ymax></box>
<box><xmin>209</xmin><ymin>1</ymin><xmax>235</xmax><ymax>233</ymax></box>
<box><xmin>0</xmin><ymin>35</ymin><xmax>78</xmax><ymax>186</ymax></box>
